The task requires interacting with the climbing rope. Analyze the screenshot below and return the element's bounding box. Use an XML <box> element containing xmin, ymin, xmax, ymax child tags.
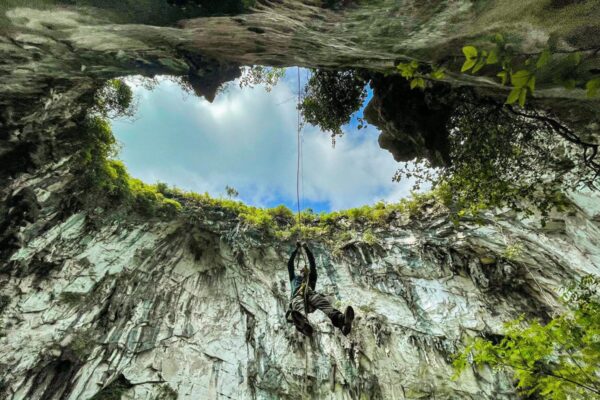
<box><xmin>293</xmin><ymin>67</ymin><xmax>311</xmax><ymax>394</ymax></box>
<box><xmin>296</xmin><ymin>66</ymin><xmax>304</xmax><ymax>237</ymax></box>
<box><xmin>294</xmin><ymin>66</ymin><xmax>311</xmax><ymax>319</ymax></box>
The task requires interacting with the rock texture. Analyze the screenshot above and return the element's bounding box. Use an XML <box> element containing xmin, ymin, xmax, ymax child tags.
<box><xmin>0</xmin><ymin>158</ymin><xmax>599</xmax><ymax>399</ymax></box>
<box><xmin>1</xmin><ymin>1</ymin><xmax>600</xmax><ymax>399</ymax></box>
<box><xmin>1</xmin><ymin>0</ymin><xmax>599</xmax><ymax>168</ymax></box>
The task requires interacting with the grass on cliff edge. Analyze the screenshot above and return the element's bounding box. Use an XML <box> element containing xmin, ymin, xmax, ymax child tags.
<box><xmin>78</xmin><ymin>115</ymin><xmax>446</xmax><ymax>237</ymax></box>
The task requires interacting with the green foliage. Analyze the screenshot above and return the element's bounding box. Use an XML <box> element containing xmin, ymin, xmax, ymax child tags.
<box><xmin>160</xmin><ymin>183</ymin><xmax>437</xmax><ymax>240</ymax></box>
<box><xmin>267</xmin><ymin>204</ymin><xmax>295</xmax><ymax>223</ymax></box>
<box><xmin>506</xmin><ymin>69</ymin><xmax>536</xmax><ymax>107</ymax></box>
<box><xmin>160</xmin><ymin>187</ymin><xmax>287</xmax><ymax>230</ymax></box>
<box><xmin>461</xmin><ymin>34</ymin><xmax>545</xmax><ymax>107</ymax></box>
<box><xmin>238</xmin><ymin>66</ymin><xmax>285</xmax><ymax>92</ymax></box>
<box><xmin>89</xmin><ymin>375</ymin><xmax>132</xmax><ymax>400</ymax></box>
<box><xmin>86</xmin><ymin>158</ymin><xmax>183</xmax><ymax>217</ymax></box>
<box><xmin>239</xmin><ymin>208</ymin><xmax>275</xmax><ymax>228</ymax></box>
<box><xmin>391</xmin><ymin>40</ymin><xmax>597</xmax><ymax>222</ymax></box>
<box><xmin>155</xmin><ymin>384</ymin><xmax>178</xmax><ymax>400</ymax></box>
<box><xmin>299</xmin><ymin>69</ymin><xmax>367</xmax><ymax>137</ymax></box>
<box><xmin>461</xmin><ymin>34</ymin><xmax>511</xmax><ymax>73</ymax></box>
<box><xmin>587</xmin><ymin>78</ymin><xmax>600</xmax><ymax>98</ymax></box>
<box><xmin>335</xmin><ymin>192</ymin><xmax>437</xmax><ymax>222</ymax></box>
<box><xmin>362</xmin><ymin>228</ymin><xmax>377</xmax><ymax>245</ymax></box>
<box><xmin>502</xmin><ymin>242</ymin><xmax>524</xmax><ymax>261</ymax></box>
<box><xmin>77</xmin><ymin>116</ymin><xmax>183</xmax><ymax>218</ymax></box>
<box><xmin>92</xmin><ymin>79</ymin><xmax>136</xmax><ymax>119</ymax></box>
<box><xmin>394</xmin><ymin>90</ymin><xmax>586</xmax><ymax>221</ymax></box>
<box><xmin>396</xmin><ymin>60</ymin><xmax>445</xmax><ymax>90</ymax></box>
<box><xmin>460</xmin><ymin>35</ymin><xmax>598</xmax><ymax>106</ymax></box>
<box><xmin>453</xmin><ymin>276</ymin><xmax>600</xmax><ymax>399</ymax></box>
<box><xmin>225</xmin><ymin>185</ymin><xmax>239</xmax><ymax>199</ymax></box>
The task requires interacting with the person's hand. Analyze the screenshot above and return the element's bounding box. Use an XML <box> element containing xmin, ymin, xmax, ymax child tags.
<box><xmin>296</xmin><ymin>240</ymin><xmax>302</xmax><ymax>248</ymax></box>
<box><xmin>302</xmin><ymin>242</ymin><xmax>308</xmax><ymax>249</ymax></box>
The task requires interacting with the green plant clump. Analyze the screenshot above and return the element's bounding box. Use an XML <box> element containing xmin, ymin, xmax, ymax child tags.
<box><xmin>77</xmin><ymin>116</ymin><xmax>183</xmax><ymax>218</ymax></box>
<box><xmin>90</xmin><ymin>375</ymin><xmax>133</xmax><ymax>400</ymax></box>
<box><xmin>459</xmin><ymin>35</ymin><xmax>599</xmax><ymax>105</ymax></box>
<box><xmin>155</xmin><ymin>384</ymin><xmax>178</xmax><ymax>400</ymax></box>
<box><xmin>502</xmin><ymin>242</ymin><xmax>524</xmax><ymax>261</ymax></box>
<box><xmin>93</xmin><ymin>79</ymin><xmax>136</xmax><ymax>120</ymax></box>
<box><xmin>159</xmin><ymin>184</ymin><xmax>438</xmax><ymax>237</ymax></box>
<box><xmin>453</xmin><ymin>276</ymin><xmax>600</xmax><ymax>399</ymax></box>
<box><xmin>299</xmin><ymin>69</ymin><xmax>367</xmax><ymax>138</ymax></box>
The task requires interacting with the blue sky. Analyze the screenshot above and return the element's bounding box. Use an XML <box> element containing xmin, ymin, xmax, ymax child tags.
<box><xmin>110</xmin><ymin>68</ymin><xmax>417</xmax><ymax>212</ymax></box>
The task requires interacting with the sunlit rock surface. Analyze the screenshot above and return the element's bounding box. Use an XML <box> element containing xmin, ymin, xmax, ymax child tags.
<box><xmin>1</xmin><ymin>159</ymin><xmax>599</xmax><ymax>399</ymax></box>
<box><xmin>1</xmin><ymin>1</ymin><xmax>600</xmax><ymax>399</ymax></box>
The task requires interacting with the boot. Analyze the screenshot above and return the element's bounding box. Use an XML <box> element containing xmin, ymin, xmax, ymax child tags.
<box><xmin>341</xmin><ymin>306</ymin><xmax>354</xmax><ymax>336</ymax></box>
<box><xmin>331</xmin><ymin>312</ymin><xmax>345</xmax><ymax>329</ymax></box>
<box><xmin>291</xmin><ymin>310</ymin><xmax>314</xmax><ymax>337</ymax></box>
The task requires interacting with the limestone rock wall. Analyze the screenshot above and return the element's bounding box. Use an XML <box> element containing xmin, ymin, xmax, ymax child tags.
<box><xmin>1</xmin><ymin>160</ymin><xmax>599</xmax><ymax>399</ymax></box>
<box><xmin>1</xmin><ymin>2</ymin><xmax>600</xmax><ymax>399</ymax></box>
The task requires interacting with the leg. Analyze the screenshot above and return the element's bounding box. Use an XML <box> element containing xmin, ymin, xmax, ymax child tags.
<box><xmin>290</xmin><ymin>293</ymin><xmax>307</xmax><ymax>314</ymax></box>
<box><xmin>289</xmin><ymin>294</ymin><xmax>313</xmax><ymax>336</ymax></box>
<box><xmin>308</xmin><ymin>291</ymin><xmax>354</xmax><ymax>335</ymax></box>
<box><xmin>307</xmin><ymin>291</ymin><xmax>344</xmax><ymax>328</ymax></box>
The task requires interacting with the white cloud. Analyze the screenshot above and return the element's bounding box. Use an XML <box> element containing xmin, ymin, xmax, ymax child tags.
<box><xmin>111</xmin><ymin>73</ymin><xmax>418</xmax><ymax>211</ymax></box>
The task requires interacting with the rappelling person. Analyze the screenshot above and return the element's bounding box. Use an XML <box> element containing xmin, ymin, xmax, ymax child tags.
<box><xmin>286</xmin><ymin>241</ymin><xmax>354</xmax><ymax>337</ymax></box>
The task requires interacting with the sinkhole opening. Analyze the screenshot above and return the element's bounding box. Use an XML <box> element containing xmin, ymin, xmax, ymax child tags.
<box><xmin>103</xmin><ymin>67</ymin><xmax>426</xmax><ymax>215</ymax></box>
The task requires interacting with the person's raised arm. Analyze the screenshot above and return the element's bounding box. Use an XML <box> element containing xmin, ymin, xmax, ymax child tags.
<box><xmin>303</xmin><ymin>243</ymin><xmax>317</xmax><ymax>286</ymax></box>
<box><xmin>287</xmin><ymin>242</ymin><xmax>301</xmax><ymax>281</ymax></box>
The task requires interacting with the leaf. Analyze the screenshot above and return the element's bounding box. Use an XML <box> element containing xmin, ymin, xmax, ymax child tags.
<box><xmin>416</xmin><ymin>77</ymin><xmax>426</xmax><ymax>89</ymax></box>
<box><xmin>410</xmin><ymin>78</ymin><xmax>419</xmax><ymax>89</ymax></box>
<box><xmin>518</xmin><ymin>87</ymin><xmax>527</xmax><ymax>107</ymax></box>
<box><xmin>487</xmin><ymin>49</ymin><xmax>499</xmax><ymax>65</ymax></box>
<box><xmin>527</xmin><ymin>75</ymin><xmax>536</xmax><ymax>92</ymax></box>
<box><xmin>472</xmin><ymin>57</ymin><xmax>486</xmax><ymax>73</ymax></box>
<box><xmin>536</xmin><ymin>49</ymin><xmax>550</xmax><ymax>69</ymax></box>
<box><xmin>397</xmin><ymin>63</ymin><xmax>415</xmax><ymax>79</ymax></box>
<box><xmin>586</xmin><ymin>78</ymin><xmax>600</xmax><ymax>98</ymax></box>
<box><xmin>462</xmin><ymin>46</ymin><xmax>478</xmax><ymax>59</ymax></box>
<box><xmin>497</xmin><ymin>71</ymin><xmax>508</xmax><ymax>85</ymax></box>
<box><xmin>506</xmin><ymin>87</ymin><xmax>521</xmax><ymax>104</ymax></box>
<box><xmin>511</xmin><ymin>70</ymin><xmax>531</xmax><ymax>88</ymax></box>
<box><xmin>431</xmin><ymin>68</ymin><xmax>446</xmax><ymax>80</ymax></box>
<box><xmin>461</xmin><ymin>58</ymin><xmax>477</xmax><ymax>72</ymax></box>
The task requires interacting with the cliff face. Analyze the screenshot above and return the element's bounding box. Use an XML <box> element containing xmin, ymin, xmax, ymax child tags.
<box><xmin>1</xmin><ymin>157</ymin><xmax>599</xmax><ymax>399</ymax></box>
<box><xmin>1</xmin><ymin>1</ymin><xmax>600</xmax><ymax>399</ymax></box>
